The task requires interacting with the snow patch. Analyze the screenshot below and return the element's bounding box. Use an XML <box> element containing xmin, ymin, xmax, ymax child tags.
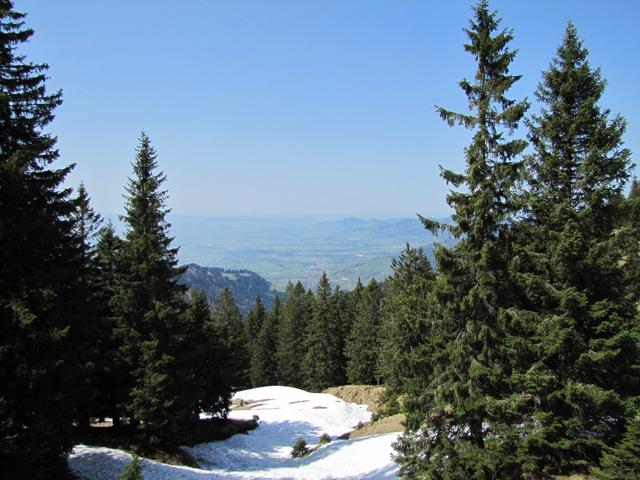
<box><xmin>69</xmin><ymin>386</ymin><xmax>399</xmax><ymax>479</ymax></box>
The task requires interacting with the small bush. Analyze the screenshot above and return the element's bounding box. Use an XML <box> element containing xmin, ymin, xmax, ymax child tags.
<box><xmin>356</xmin><ymin>421</ymin><xmax>365</xmax><ymax>430</ymax></box>
<box><xmin>291</xmin><ymin>437</ymin><xmax>309</xmax><ymax>458</ymax></box>
<box><xmin>319</xmin><ymin>433</ymin><xmax>331</xmax><ymax>445</ymax></box>
<box><xmin>117</xmin><ymin>455</ymin><xmax>143</xmax><ymax>480</ymax></box>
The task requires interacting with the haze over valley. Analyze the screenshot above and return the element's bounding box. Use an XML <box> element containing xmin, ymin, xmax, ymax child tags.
<box><xmin>163</xmin><ymin>214</ymin><xmax>454</xmax><ymax>289</ymax></box>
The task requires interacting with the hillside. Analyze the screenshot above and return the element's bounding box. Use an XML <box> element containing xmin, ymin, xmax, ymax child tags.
<box><xmin>69</xmin><ymin>386</ymin><xmax>399</xmax><ymax>479</ymax></box>
<box><xmin>179</xmin><ymin>263</ymin><xmax>280</xmax><ymax>316</ymax></box>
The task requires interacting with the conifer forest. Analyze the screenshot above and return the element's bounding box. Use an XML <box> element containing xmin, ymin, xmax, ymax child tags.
<box><xmin>1</xmin><ymin>0</ymin><xmax>639</xmax><ymax>479</ymax></box>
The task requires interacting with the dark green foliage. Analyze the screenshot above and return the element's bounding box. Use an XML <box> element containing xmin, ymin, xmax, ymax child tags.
<box><xmin>182</xmin><ymin>291</ymin><xmax>231</xmax><ymax>418</ymax></box>
<box><xmin>246</xmin><ymin>295</ymin><xmax>267</xmax><ymax>387</ymax></box>
<box><xmin>251</xmin><ymin>297</ymin><xmax>281</xmax><ymax>387</ymax></box>
<box><xmin>516</xmin><ymin>22</ymin><xmax>640</xmax><ymax>472</ymax></box>
<box><xmin>277</xmin><ymin>282</ymin><xmax>311</xmax><ymax>387</ymax></box>
<box><xmin>303</xmin><ymin>273</ymin><xmax>345</xmax><ymax>391</ymax></box>
<box><xmin>94</xmin><ymin>223</ymin><xmax>128</xmax><ymax>426</ymax></box>
<box><xmin>628</xmin><ymin>178</ymin><xmax>640</xmax><ymax>232</ymax></box>
<box><xmin>595</xmin><ymin>415</ymin><xmax>640</xmax><ymax>480</ymax></box>
<box><xmin>70</xmin><ymin>183</ymin><xmax>104</xmax><ymax>429</ymax></box>
<box><xmin>345</xmin><ymin>279</ymin><xmax>382</xmax><ymax>385</ymax></box>
<box><xmin>0</xmin><ymin>1</ymin><xmax>82</xmax><ymax>476</ymax></box>
<box><xmin>291</xmin><ymin>437</ymin><xmax>309</xmax><ymax>458</ymax></box>
<box><xmin>331</xmin><ymin>286</ymin><xmax>350</xmax><ymax>385</ymax></box>
<box><xmin>180</xmin><ymin>263</ymin><xmax>280</xmax><ymax>317</ymax></box>
<box><xmin>117</xmin><ymin>455</ymin><xmax>143</xmax><ymax>480</ymax></box>
<box><xmin>345</xmin><ymin>278</ymin><xmax>365</xmax><ymax>336</ymax></box>
<box><xmin>396</xmin><ymin>1</ymin><xmax>530</xmax><ymax>477</ymax></box>
<box><xmin>378</xmin><ymin>244</ymin><xmax>435</xmax><ymax>402</ymax></box>
<box><xmin>211</xmin><ymin>288</ymin><xmax>251</xmax><ymax>391</ymax></box>
<box><xmin>319</xmin><ymin>433</ymin><xmax>332</xmax><ymax>445</ymax></box>
<box><xmin>111</xmin><ymin>133</ymin><xmax>193</xmax><ymax>443</ymax></box>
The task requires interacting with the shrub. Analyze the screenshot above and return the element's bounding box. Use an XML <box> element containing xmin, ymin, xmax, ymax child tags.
<box><xmin>117</xmin><ymin>455</ymin><xmax>143</xmax><ymax>480</ymax></box>
<box><xmin>291</xmin><ymin>437</ymin><xmax>309</xmax><ymax>458</ymax></box>
<box><xmin>319</xmin><ymin>433</ymin><xmax>331</xmax><ymax>445</ymax></box>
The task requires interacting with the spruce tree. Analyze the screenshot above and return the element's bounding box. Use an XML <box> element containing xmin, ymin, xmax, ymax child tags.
<box><xmin>246</xmin><ymin>295</ymin><xmax>267</xmax><ymax>387</ymax></box>
<box><xmin>378</xmin><ymin>245</ymin><xmax>434</xmax><ymax>402</ymax></box>
<box><xmin>519</xmin><ymin>23</ymin><xmax>640</xmax><ymax>472</ymax></box>
<box><xmin>111</xmin><ymin>133</ymin><xmax>190</xmax><ymax>442</ymax></box>
<box><xmin>117</xmin><ymin>455</ymin><xmax>143</xmax><ymax>480</ymax></box>
<box><xmin>0</xmin><ymin>1</ymin><xmax>81</xmax><ymax>476</ymax></box>
<box><xmin>345</xmin><ymin>278</ymin><xmax>382</xmax><ymax>385</ymax></box>
<box><xmin>345</xmin><ymin>278</ymin><xmax>365</xmax><ymax>337</ymax></box>
<box><xmin>94</xmin><ymin>222</ymin><xmax>127</xmax><ymax>426</ymax></box>
<box><xmin>395</xmin><ymin>2</ymin><xmax>530</xmax><ymax>477</ymax></box>
<box><xmin>212</xmin><ymin>287</ymin><xmax>251</xmax><ymax>391</ymax></box>
<box><xmin>277</xmin><ymin>282</ymin><xmax>311</xmax><ymax>387</ymax></box>
<box><xmin>251</xmin><ymin>297</ymin><xmax>281</xmax><ymax>387</ymax></box>
<box><xmin>184</xmin><ymin>291</ymin><xmax>231</xmax><ymax>417</ymax></box>
<box><xmin>332</xmin><ymin>285</ymin><xmax>350</xmax><ymax>385</ymax></box>
<box><xmin>70</xmin><ymin>183</ymin><xmax>104</xmax><ymax>428</ymax></box>
<box><xmin>303</xmin><ymin>273</ymin><xmax>343</xmax><ymax>391</ymax></box>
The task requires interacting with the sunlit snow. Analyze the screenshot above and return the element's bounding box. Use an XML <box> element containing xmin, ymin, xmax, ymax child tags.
<box><xmin>69</xmin><ymin>386</ymin><xmax>400</xmax><ymax>479</ymax></box>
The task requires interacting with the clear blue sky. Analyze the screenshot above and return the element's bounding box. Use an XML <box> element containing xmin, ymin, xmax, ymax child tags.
<box><xmin>16</xmin><ymin>0</ymin><xmax>640</xmax><ymax>218</ymax></box>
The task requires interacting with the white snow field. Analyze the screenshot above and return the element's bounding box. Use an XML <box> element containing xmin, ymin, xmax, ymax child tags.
<box><xmin>69</xmin><ymin>386</ymin><xmax>400</xmax><ymax>479</ymax></box>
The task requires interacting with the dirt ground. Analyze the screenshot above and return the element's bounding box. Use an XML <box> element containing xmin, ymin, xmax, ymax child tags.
<box><xmin>324</xmin><ymin>385</ymin><xmax>386</xmax><ymax>414</ymax></box>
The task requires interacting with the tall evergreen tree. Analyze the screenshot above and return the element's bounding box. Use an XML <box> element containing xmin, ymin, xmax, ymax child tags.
<box><xmin>303</xmin><ymin>273</ymin><xmax>343</xmax><ymax>391</ymax></box>
<box><xmin>70</xmin><ymin>183</ymin><xmax>104</xmax><ymax>428</ymax></box>
<box><xmin>332</xmin><ymin>285</ymin><xmax>350</xmax><ymax>385</ymax></box>
<box><xmin>111</xmin><ymin>133</ymin><xmax>190</xmax><ymax>442</ymax></box>
<box><xmin>378</xmin><ymin>245</ymin><xmax>435</xmax><ymax>402</ymax></box>
<box><xmin>94</xmin><ymin>222</ymin><xmax>127</xmax><ymax>426</ymax></box>
<box><xmin>246</xmin><ymin>295</ymin><xmax>267</xmax><ymax>387</ymax></box>
<box><xmin>395</xmin><ymin>2</ymin><xmax>530</xmax><ymax>477</ymax></box>
<box><xmin>345</xmin><ymin>278</ymin><xmax>382</xmax><ymax>385</ymax></box>
<box><xmin>518</xmin><ymin>23</ymin><xmax>640</xmax><ymax>472</ymax></box>
<box><xmin>183</xmin><ymin>291</ymin><xmax>230</xmax><ymax>417</ymax></box>
<box><xmin>345</xmin><ymin>278</ymin><xmax>365</xmax><ymax>336</ymax></box>
<box><xmin>276</xmin><ymin>282</ymin><xmax>311</xmax><ymax>387</ymax></box>
<box><xmin>212</xmin><ymin>287</ymin><xmax>251</xmax><ymax>391</ymax></box>
<box><xmin>251</xmin><ymin>297</ymin><xmax>281</xmax><ymax>387</ymax></box>
<box><xmin>0</xmin><ymin>1</ymin><xmax>81</xmax><ymax>476</ymax></box>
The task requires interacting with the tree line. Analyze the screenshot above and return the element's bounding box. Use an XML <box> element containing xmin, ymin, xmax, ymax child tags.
<box><xmin>242</xmin><ymin>248</ymin><xmax>435</xmax><ymax>396</ymax></box>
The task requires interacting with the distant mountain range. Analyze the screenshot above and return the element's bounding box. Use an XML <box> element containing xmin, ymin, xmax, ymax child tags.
<box><xmin>178</xmin><ymin>264</ymin><xmax>280</xmax><ymax>317</ymax></box>
<box><xmin>167</xmin><ymin>215</ymin><xmax>455</xmax><ymax>290</ymax></box>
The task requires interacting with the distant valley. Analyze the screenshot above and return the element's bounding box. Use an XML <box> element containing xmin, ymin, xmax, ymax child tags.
<box><xmin>166</xmin><ymin>215</ymin><xmax>454</xmax><ymax>290</ymax></box>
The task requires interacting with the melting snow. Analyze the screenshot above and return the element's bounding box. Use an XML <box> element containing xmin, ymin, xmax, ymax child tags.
<box><xmin>69</xmin><ymin>386</ymin><xmax>400</xmax><ymax>479</ymax></box>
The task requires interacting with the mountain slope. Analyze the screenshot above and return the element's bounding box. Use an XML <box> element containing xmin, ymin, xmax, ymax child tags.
<box><xmin>179</xmin><ymin>263</ymin><xmax>280</xmax><ymax>316</ymax></box>
<box><xmin>68</xmin><ymin>386</ymin><xmax>399</xmax><ymax>479</ymax></box>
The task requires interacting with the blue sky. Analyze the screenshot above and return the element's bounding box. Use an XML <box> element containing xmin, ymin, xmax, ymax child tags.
<box><xmin>16</xmin><ymin>0</ymin><xmax>640</xmax><ymax>218</ymax></box>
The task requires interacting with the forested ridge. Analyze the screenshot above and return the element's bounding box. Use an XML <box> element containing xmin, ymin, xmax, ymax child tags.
<box><xmin>178</xmin><ymin>263</ymin><xmax>281</xmax><ymax>317</ymax></box>
<box><xmin>1</xmin><ymin>0</ymin><xmax>639</xmax><ymax>479</ymax></box>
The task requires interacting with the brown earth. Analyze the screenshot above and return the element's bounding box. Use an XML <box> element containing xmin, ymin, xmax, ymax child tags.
<box><xmin>324</xmin><ymin>385</ymin><xmax>386</xmax><ymax>414</ymax></box>
<box><xmin>341</xmin><ymin>414</ymin><xmax>406</xmax><ymax>440</ymax></box>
